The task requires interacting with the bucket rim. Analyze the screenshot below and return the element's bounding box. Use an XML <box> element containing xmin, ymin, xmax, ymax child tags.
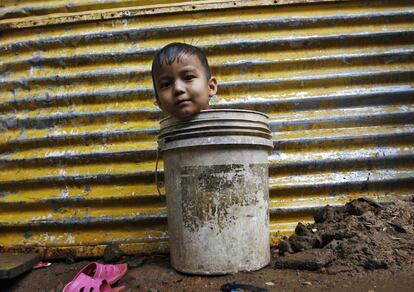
<box><xmin>159</xmin><ymin>109</ymin><xmax>270</xmax><ymax>124</ymax></box>
<box><xmin>158</xmin><ymin>120</ymin><xmax>271</xmax><ymax>139</ymax></box>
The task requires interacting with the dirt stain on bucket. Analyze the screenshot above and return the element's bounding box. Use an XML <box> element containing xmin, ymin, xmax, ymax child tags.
<box><xmin>180</xmin><ymin>163</ymin><xmax>268</xmax><ymax>232</ymax></box>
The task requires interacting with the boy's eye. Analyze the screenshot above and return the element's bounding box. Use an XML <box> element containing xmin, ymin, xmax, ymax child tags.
<box><xmin>184</xmin><ymin>74</ymin><xmax>195</xmax><ymax>81</ymax></box>
<box><xmin>159</xmin><ymin>81</ymin><xmax>171</xmax><ymax>89</ymax></box>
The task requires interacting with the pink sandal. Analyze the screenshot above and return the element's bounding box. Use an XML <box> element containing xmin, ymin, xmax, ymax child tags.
<box><xmin>73</xmin><ymin>262</ymin><xmax>128</xmax><ymax>285</ymax></box>
<box><xmin>62</xmin><ymin>273</ymin><xmax>125</xmax><ymax>292</ymax></box>
<box><xmin>63</xmin><ymin>262</ymin><xmax>128</xmax><ymax>292</ymax></box>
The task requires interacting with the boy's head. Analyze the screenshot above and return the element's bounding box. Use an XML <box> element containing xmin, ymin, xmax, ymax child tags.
<box><xmin>151</xmin><ymin>42</ymin><xmax>217</xmax><ymax>119</ymax></box>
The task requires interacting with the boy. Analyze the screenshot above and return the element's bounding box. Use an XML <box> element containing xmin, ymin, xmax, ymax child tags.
<box><xmin>151</xmin><ymin>42</ymin><xmax>218</xmax><ymax>119</ymax></box>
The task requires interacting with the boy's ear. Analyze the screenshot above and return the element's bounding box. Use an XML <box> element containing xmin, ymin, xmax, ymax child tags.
<box><xmin>208</xmin><ymin>76</ymin><xmax>218</xmax><ymax>97</ymax></box>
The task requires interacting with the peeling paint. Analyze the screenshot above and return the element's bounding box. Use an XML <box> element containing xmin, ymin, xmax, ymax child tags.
<box><xmin>0</xmin><ymin>0</ymin><xmax>413</xmax><ymax>258</ymax></box>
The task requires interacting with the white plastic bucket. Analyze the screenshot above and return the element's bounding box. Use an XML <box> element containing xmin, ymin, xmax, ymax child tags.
<box><xmin>158</xmin><ymin>109</ymin><xmax>273</xmax><ymax>275</ymax></box>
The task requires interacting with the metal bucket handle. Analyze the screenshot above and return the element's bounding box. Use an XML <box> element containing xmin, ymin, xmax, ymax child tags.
<box><xmin>155</xmin><ymin>147</ymin><xmax>165</xmax><ymax>197</ymax></box>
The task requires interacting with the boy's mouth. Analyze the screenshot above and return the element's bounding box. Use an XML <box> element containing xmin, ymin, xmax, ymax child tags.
<box><xmin>175</xmin><ymin>99</ymin><xmax>191</xmax><ymax>107</ymax></box>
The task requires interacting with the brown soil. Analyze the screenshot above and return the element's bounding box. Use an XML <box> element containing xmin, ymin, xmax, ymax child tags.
<box><xmin>2</xmin><ymin>255</ymin><xmax>414</xmax><ymax>292</ymax></box>
<box><xmin>2</xmin><ymin>198</ymin><xmax>414</xmax><ymax>291</ymax></box>
<box><xmin>275</xmin><ymin>198</ymin><xmax>414</xmax><ymax>274</ymax></box>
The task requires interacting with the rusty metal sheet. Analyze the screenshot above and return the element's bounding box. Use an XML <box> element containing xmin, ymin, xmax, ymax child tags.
<box><xmin>0</xmin><ymin>0</ymin><xmax>352</xmax><ymax>30</ymax></box>
<box><xmin>1</xmin><ymin>0</ymin><xmax>414</xmax><ymax>258</ymax></box>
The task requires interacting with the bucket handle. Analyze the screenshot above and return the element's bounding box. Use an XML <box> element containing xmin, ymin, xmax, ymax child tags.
<box><xmin>155</xmin><ymin>147</ymin><xmax>165</xmax><ymax>197</ymax></box>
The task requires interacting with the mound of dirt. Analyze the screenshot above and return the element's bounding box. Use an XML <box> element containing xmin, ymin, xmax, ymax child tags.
<box><xmin>273</xmin><ymin>198</ymin><xmax>414</xmax><ymax>274</ymax></box>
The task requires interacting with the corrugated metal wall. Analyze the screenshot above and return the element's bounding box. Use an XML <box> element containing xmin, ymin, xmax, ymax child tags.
<box><xmin>0</xmin><ymin>0</ymin><xmax>199</xmax><ymax>19</ymax></box>
<box><xmin>1</xmin><ymin>0</ymin><xmax>413</xmax><ymax>258</ymax></box>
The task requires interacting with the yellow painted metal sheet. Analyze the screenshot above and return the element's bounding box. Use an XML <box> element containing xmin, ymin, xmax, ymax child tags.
<box><xmin>1</xmin><ymin>0</ymin><xmax>414</xmax><ymax>257</ymax></box>
<box><xmin>0</xmin><ymin>0</ymin><xmax>348</xmax><ymax>30</ymax></box>
<box><xmin>0</xmin><ymin>0</ymin><xmax>195</xmax><ymax>20</ymax></box>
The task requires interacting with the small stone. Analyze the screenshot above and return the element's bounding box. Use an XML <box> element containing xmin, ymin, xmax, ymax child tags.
<box><xmin>301</xmin><ymin>281</ymin><xmax>312</xmax><ymax>286</ymax></box>
<box><xmin>126</xmin><ymin>256</ymin><xmax>146</xmax><ymax>268</ymax></box>
<box><xmin>65</xmin><ymin>256</ymin><xmax>75</xmax><ymax>264</ymax></box>
<box><xmin>289</xmin><ymin>235</ymin><xmax>318</xmax><ymax>252</ymax></box>
<box><xmin>314</xmin><ymin>205</ymin><xmax>338</xmax><ymax>223</ymax></box>
<box><xmin>103</xmin><ymin>243</ymin><xmax>123</xmax><ymax>263</ymax></box>
<box><xmin>345</xmin><ymin>197</ymin><xmax>381</xmax><ymax>216</ymax></box>
<box><xmin>295</xmin><ymin>223</ymin><xmax>311</xmax><ymax>236</ymax></box>
<box><xmin>265</xmin><ymin>282</ymin><xmax>275</xmax><ymax>286</ymax></box>
<box><xmin>389</xmin><ymin>222</ymin><xmax>407</xmax><ymax>233</ymax></box>
<box><xmin>278</xmin><ymin>240</ymin><xmax>293</xmax><ymax>254</ymax></box>
<box><xmin>274</xmin><ymin>249</ymin><xmax>335</xmax><ymax>271</ymax></box>
<box><xmin>364</xmin><ymin>259</ymin><xmax>387</xmax><ymax>270</ymax></box>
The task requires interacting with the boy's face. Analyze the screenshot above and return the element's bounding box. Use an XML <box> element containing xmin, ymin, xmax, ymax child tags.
<box><xmin>154</xmin><ymin>54</ymin><xmax>217</xmax><ymax>119</ymax></box>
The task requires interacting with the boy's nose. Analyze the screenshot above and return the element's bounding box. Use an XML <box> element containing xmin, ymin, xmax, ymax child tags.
<box><xmin>173</xmin><ymin>80</ymin><xmax>185</xmax><ymax>95</ymax></box>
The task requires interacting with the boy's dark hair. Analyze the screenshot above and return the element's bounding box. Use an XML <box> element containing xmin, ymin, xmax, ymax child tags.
<box><xmin>151</xmin><ymin>43</ymin><xmax>211</xmax><ymax>96</ymax></box>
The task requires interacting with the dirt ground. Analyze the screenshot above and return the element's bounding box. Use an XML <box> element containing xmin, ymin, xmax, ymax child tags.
<box><xmin>3</xmin><ymin>199</ymin><xmax>414</xmax><ymax>291</ymax></box>
<box><xmin>2</xmin><ymin>254</ymin><xmax>414</xmax><ymax>292</ymax></box>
